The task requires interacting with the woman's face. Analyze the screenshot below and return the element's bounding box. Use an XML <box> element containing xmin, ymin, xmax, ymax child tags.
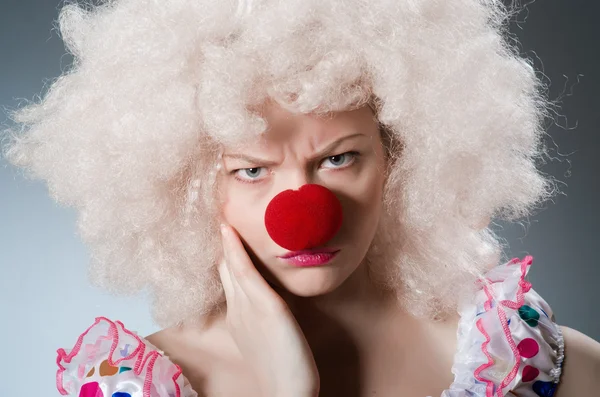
<box><xmin>219</xmin><ymin>101</ymin><xmax>387</xmax><ymax>297</ymax></box>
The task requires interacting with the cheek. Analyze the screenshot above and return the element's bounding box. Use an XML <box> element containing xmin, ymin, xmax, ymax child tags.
<box><xmin>360</xmin><ymin>176</ymin><xmax>384</xmax><ymax>225</ymax></box>
<box><xmin>340</xmin><ymin>162</ymin><xmax>385</xmax><ymax>240</ymax></box>
<box><xmin>223</xmin><ymin>193</ymin><xmax>260</xmax><ymax>232</ymax></box>
<box><xmin>221</xmin><ymin>186</ymin><xmax>270</xmax><ymax>253</ymax></box>
<box><xmin>220</xmin><ymin>177</ymin><xmax>251</xmax><ymax>224</ymax></box>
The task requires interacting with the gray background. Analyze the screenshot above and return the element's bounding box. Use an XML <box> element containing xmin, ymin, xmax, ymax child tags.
<box><xmin>0</xmin><ymin>0</ymin><xmax>598</xmax><ymax>395</ymax></box>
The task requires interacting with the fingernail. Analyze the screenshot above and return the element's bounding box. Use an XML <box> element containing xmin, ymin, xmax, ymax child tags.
<box><xmin>220</xmin><ymin>223</ymin><xmax>227</xmax><ymax>235</ymax></box>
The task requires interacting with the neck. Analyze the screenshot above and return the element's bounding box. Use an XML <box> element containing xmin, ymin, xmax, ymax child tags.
<box><xmin>198</xmin><ymin>261</ymin><xmax>408</xmax><ymax>355</ymax></box>
<box><xmin>268</xmin><ymin>261</ymin><xmax>401</xmax><ymax>348</ymax></box>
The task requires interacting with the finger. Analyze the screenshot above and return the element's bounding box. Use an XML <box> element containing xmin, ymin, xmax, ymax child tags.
<box><xmin>220</xmin><ymin>227</ymin><xmax>245</xmax><ymax>298</ymax></box>
<box><xmin>220</xmin><ymin>223</ymin><xmax>274</xmax><ymax>302</ymax></box>
<box><xmin>217</xmin><ymin>258</ymin><xmax>235</xmax><ymax>303</ymax></box>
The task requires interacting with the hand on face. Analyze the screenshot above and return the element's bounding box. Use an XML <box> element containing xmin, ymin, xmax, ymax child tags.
<box><xmin>219</xmin><ymin>103</ymin><xmax>386</xmax><ymax>297</ymax></box>
<box><xmin>218</xmin><ymin>223</ymin><xmax>320</xmax><ymax>397</ymax></box>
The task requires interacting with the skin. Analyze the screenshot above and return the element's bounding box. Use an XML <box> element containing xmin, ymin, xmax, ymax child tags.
<box><xmin>148</xmin><ymin>101</ymin><xmax>455</xmax><ymax>396</ymax></box>
<box><xmin>217</xmin><ymin>100</ymin><xmax>390</xmax><ymax>326</ymax></box>
<box><xmin>554</xmin><ymin>326</ymin><xmax>600</xmax><ymax>396</ymax></box>
<box><xmin>146</xmin><ymin>100</ymin><xmax>600</xmax><ymax>396</ymax></box>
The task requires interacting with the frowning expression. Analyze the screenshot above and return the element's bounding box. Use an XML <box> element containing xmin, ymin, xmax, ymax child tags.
<box><xmin>218</xmin><ymin>101</ymin><xmax>387</xmax><ymax>297</ymax></box>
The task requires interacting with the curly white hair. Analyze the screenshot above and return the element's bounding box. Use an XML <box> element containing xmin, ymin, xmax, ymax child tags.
<box><xmin>2</xmin><ymin>0</ymin><xmax>556</xmax><ymax>327</ymax></box>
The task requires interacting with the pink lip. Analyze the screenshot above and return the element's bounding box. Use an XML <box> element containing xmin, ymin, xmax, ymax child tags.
<box><xmin>279</xmin><ymin>247</ymin><xmax>340</xmax><ymax>259</ymax></box>
<box><xmin>278</xmin><ymin>248</ymin><xmax>340</xmax><ymax>267</ymax></box>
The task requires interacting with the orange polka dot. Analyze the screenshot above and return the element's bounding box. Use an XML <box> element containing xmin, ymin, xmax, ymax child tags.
<box><xmin>99</xmin><ymin>359</ymin><xmax>119</xmax><ymax>376</ymax></box>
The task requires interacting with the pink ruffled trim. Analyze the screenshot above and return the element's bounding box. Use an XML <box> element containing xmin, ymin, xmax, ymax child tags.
<box><xmin>474</xmin><ymin>256</ymin><xmax>533</xmax><ymax>397</ymax></box>
<box><xmin>56</xmin><ymin>316</ymin><xmax>184</xmax><ymax>397</ymax></box>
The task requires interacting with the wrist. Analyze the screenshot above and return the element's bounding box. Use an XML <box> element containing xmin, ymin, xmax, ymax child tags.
<box><xmin>265</xmin><ymin>383</ymin><xmax>319</xmax><ymax>397</ymax></box>
<box><xmin>275</xmin><ymin>386</ymin><xmax>319</xmax><ymax>397</ymax></box>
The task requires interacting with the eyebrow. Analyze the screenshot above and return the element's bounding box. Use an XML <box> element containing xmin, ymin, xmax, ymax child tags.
<box><xmin>223</xmin><ymin>133</ymin><xmax>367</xmax><ymax>165</ymax></box>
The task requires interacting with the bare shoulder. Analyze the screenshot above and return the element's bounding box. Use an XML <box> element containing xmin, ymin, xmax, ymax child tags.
<box><xmin>145</xmin><ymin>326</ymin><xmax>212</xmax><ymax>397</ymax></box>
<box><xmin>554</xmin><ymin>325</ymin><xmax>600</xmax><ymax>397</ymax></box>
<box><xmin>145</xmin><ymin>321</ymin><xmax>261</xmax><ymax>397</ymax></box>
<box><xmin>145</xmin><ymin>327</ymin><xmax>175</xmax><ymax>351</ymax></box>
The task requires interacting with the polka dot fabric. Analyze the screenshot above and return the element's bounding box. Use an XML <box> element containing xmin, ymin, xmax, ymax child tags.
<box><xmin>56</xmin><ymin>257</ymin><xmax>563</xmax><ymax>397</ymax></box>
<box><xmin>56</xmin><ymin>317</ymin><xmax>197</xmax><ymax>397</ymax></box>
<box><xmin>442</xmin><ymin>256</ymin><xmax>565</xmax><ymax>397</ymax></box>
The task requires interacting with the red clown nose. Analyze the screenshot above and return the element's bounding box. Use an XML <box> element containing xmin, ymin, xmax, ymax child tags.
<box><xmin>264</xmin><ymin>184</ymin><xmax>343</xmax><ymax>251</ymax></box>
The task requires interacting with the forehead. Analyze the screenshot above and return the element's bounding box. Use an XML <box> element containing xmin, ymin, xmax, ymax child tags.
<box><xmin>227</xmin><ymin>101</ymin><xmax>378</xmax><ymax>151</ymax></box>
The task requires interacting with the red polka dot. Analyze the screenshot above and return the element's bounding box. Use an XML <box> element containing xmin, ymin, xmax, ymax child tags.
<box><xmin>79</xmin><ymin>382</ymin><xmax>103</xmax><ymax>397</ymax></box>
<box><xmin>522</xmin><ymin>365</ymin><xmax>540</xmax><ymax>382</ymax></box>
<box><xmin>517</xmin><ymin>338</ymin><xmax>540</xmax><ymax>358</ymax></box>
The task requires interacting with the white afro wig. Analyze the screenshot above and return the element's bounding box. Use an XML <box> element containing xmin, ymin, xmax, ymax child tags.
<box><xmin>2</xmin><ymin>0</ymin><xmax>556</xmax><ymax>327</ymax></box>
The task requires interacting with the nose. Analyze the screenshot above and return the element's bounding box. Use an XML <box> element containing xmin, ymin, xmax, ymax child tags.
<box><xmin>264</xmin><ymin>184</ymin><xmax>343</xmax><ymax>251</ymax></box>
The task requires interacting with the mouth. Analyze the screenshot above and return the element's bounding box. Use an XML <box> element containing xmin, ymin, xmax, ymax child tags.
<box><xmin>277</xmin><ymin>248</ymin><xmax>341</xmax><ymax>267</ymax></box>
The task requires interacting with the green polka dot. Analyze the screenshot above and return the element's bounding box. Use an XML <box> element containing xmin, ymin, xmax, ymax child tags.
<box><xmin>519</xmin><ymin>305</ymin><xmax>540</xmax><ymax>327</ymax></box>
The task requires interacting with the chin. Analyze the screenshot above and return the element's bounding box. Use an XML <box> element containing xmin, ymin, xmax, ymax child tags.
<box><xmin>271</xmin><ymin>269</ymin><xmax>349</xmax><ymax>298</ymax></box>
<box><xmin>283</xmin><ymin>284</ymin><xmax>338</xmax><ymax>298</ymax></box>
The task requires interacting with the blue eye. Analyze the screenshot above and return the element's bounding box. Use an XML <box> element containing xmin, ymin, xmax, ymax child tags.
<box><xmin>233</xmin><ymin>167</ymin><xmax>267</xmax><ymax>183</ymax></box>
<box><xmin>321</xmin><ymin>152</ymin><xmax>359</xmax><ymax>169</ymax></box>
<box><xmin>231</xmin><ymin>151</ymin><xmax>359</xmax><ymax>185</ymax></box>
<box><xmin>242</xmin><ymin>168</ymin><xmax>263</xmax><ymax>178</ymax></box>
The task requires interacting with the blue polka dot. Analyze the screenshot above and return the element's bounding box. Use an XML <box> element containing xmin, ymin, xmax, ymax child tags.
<box><xmin>532</xmin><ymin>380</ymin><xmax>557</xmax><ymax>397</ymax></box>
<box><xmin>118</xmin><ymin>366</ymin><xmax>132</xmax><ymax>373</ymax></box>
